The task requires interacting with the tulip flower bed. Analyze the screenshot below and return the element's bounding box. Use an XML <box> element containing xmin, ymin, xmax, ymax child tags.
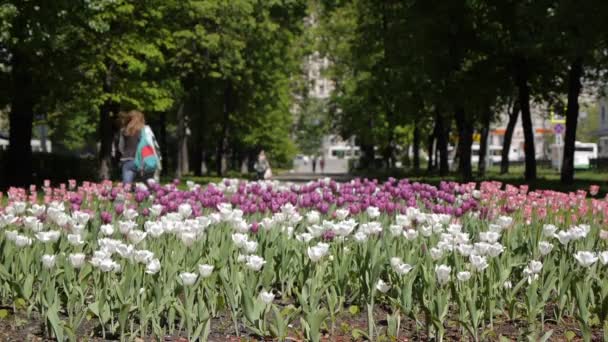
<box><xmin>0</xmin><ymin>178</ymin><xmax>606</xmax><ymax>341</ymax></box>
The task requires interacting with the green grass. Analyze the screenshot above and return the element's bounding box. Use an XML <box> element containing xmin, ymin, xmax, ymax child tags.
<box><xmin>352</xmin><ymin>165</ymin><xmax>608</xmax><ymax>196</ymax></box>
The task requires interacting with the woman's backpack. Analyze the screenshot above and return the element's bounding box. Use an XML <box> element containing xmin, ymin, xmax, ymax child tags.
<box><xmin>134</xmin><ymin>128</ymin><xmax>159</xmax><ymax>174</ymax></box>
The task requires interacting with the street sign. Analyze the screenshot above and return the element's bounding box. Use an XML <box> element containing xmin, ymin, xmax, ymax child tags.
<box><xmin>554</xmin><ymin>123</ymin><xmax>565</xmax><ymax>135</ymax></box>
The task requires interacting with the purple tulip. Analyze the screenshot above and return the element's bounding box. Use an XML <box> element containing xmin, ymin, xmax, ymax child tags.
<box><xmin>114</xmin><ymin>204</ymin><xmax>124</xmax><ymax>215</ymax></box>
<box><xmin>100</xmin><ymin>211</ymin><xmax>112</xmax><ymax>224</ymax></box>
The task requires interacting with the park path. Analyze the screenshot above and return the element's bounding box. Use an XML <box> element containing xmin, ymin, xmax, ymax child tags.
<box><xmin>273</xmin><ymin>158</ymin><xmax>354</xmax><ymax>183</ymax></box>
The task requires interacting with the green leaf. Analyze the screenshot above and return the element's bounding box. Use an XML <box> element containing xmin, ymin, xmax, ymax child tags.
<box><xmin>348</xmin><ymin>305</ymin><xmax>360</xmax><ymax>315</ymax></box>
<box><xmin>0</xmin><ymin>309</ymin><xmax>9</xmax><ymax>319</ymax></box>
<box><xmin>14</xmin><ymin>298</ymin><xmax>26</xmax><ymax>310</ymax></box>
<box><xmin>565</xmin><ymin>330</ymin><xmax>577</xmax><ymax>341</ymax></box>
<box><xmin>538</xmin><ymin>329</ymin><xmax>553</xmax><ymax>342</ymax></box>
<box><xmin>47</xmin><ymin>302</ymin><xmax>64</xmax><ymax>341</ymax></box>
<box><xmin>22</xmin><ymin>274</ymin><xmax>34</xmax><ymax>299</ymax></box>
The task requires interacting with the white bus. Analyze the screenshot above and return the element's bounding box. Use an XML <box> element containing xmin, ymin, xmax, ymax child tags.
<box><xmin>574</xmin><ymin>141</ymin><xmax>598</xmax><ymax>169</ymax></box>
<box><xmin>550</xmin><ymin>141</ymin><xmax>598</xmax><ymax>170</ymax></box>
<box><xmin>471</xmin><ymin>144</ymin><xmax>518</xmax><ymax>165</ymax></box>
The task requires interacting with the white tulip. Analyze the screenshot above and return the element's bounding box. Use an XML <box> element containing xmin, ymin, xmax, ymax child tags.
<box><xmin>335</xmin><ymin>209</ymin><xmax>349</xmax><ymax>220</ymax></box>
<box><xmin>146</xmin><ymin>222</ymin><xmax>165</xmax><ymax>237</ymax></box>
<box><xmin>430</xmin><ymin>247</ymin><xmax>444</xmax><ymax>261</ymax></box>
<box><xmin>376</xmin><ymin>279</ymin><xmax>391</xmax><ymax>293</ymax></box>
<box><xmin>149</xmin><ymin>204</ymin><xmax>163</xmax><ymax>217</ymax></box>
<box><xmin>307</xmin><ymin>242</ymin><xmax>330</xmax><ymax>262</ymax></box>
<box><xmin>470</xmin><ymin>254</ymin><xmax>489</xmax><ymax>271</ymax></box>
<box><xmin>479</xmin><ymin>231</ymin><xmax>501</xmax><ymax>244</ymax></box>
<box><xmin>180</xmin><ymin>232</ymin><xmax>197</xmax><ymax>247</ymax></box>
<box><xmin>5</xmin><ymin>230</ymin><xmax>18</xmax><ymax>241</ymax></box>
<box><xmin>528</xmin><ymin>260</ymin><xmax>543</xmax><ymax>274</ymax></box>
<box><xmin>243</xmin><ymin>240</ymin><xmax>258</xmax><ymax>254</ymax></box>
<box><xmin>35</xmin><ymin>231</ymin><xmax>61</xmax><ymax>243</ymax></box>
<box><xmin>145</xmin><ymin>258</ymin><xmax>161</xmax><ymax>274</ymax></box>
<box><xmin>118</xmin><ymin>220</ymin><xmax>136</xmax><ymax>234</ymax></box>
<box><xmin>15</xmin><ymin>235</ymin><xmax>32</xmax><ymax>247</ymax></box>
<box><xmin>538</xmin><ymin>241</ymin><xmax>553</xmax><ymax>256</ymax></box>
<box><xmin>178</xmin><ymin>203</ymin><xmax>192</xmax><ymax>218</ymax></box>
<box><xmin>72</xmin><ymin>211</ymin><xmax>90</xmax><ymax>225</ymax></box>
<box><xmin>128</xmin><ymin>230</ymin><xmax>147</xmax><ymax>244</ymax></box>
<box><xmin>419</xmin><ymin>224</ymin><xmax>433</xmax><ymax>237</ymax></box>
<box><xmin>179</xmin><ymin>272</ymin><xmax>198</xmax><ymax>286</ymax></box>
<box><xmin>245</xmin><ymin>255</ymin><xmax>266</xmax><ymax>271</ymax></box>
<box><xmin>573</xmin><ymin>251</ymin><xmax>598</xmax><ymax>267</ymax></box>
<box><xmin>28</xmin><ymin>204</ymin><xmax>46</xmax><ymax>217</ymax></box>
<box><xmin>198</xmin><ymin>264</ymin><xmax>214</xmax><ymax>278</ymax></box>
<box><xmin>259</xmin><ymin>290</ymin><xmax>275</xmax><ymax>305</ymax></box>
<box><xmin>389</xmin><ymin>225</ymin><xmax>403</xmax><ymax>237</ymax></box>
<box><xmin>100</xmin><ymin>224</ymin><xmax>114</xmax><ymax>236</ymax></box>
<box><xmin>542</xmin><ymin>224</ymin><xmax>558</xmax><ymax>237</ymax></box>
<box><xmin>457</xmin><ymin>271</ymin><xmax>471</xmax><ymax>282</ymax></box>
<box><xmin>600</xmin><ymin>251</ymin><xmax>608</xmax><ymax>265</ymax></box>
<box><xmin>366</xmin><ymin>206</ymin><xmax>380</xmax><ymax>218</ymax></box>
<box><xmin>487</xmin><ymin>243</ymin><xmax>505</xmax><ymax>257</ymax></box>
<box><xmin>41</xmin><ymin>254</ymin><xmax>56</xmax><ymax>269</ymax></box>
<box><xmin>488</xmin><ymin>224</ymin><xmax>503</xmax><ymax>233</ymax></box>
<box><xmin>232</xmin><ymin>233</ymin><xmax>249</xmax><ymax>248</ymax></box>
<box><xmin>353</xmin><ymin>231</ymin><xmax>368</xmax><ymax>242</ymax></box>
<box><xmin>306</xmin><ymin>210</ymin><xmax>320</xmax><ymax>224</ymax></box>
<box><xmin>556</xmin><ymin>230</ymin><xmax>572</xmax><ymax>245</ymax></box>
<box><xmin>123</xmin><ymin>208</ymin><xmax>139</xmax><ymax>221</ymax></box>
<box><xmin>134</xmin><ymin>250</ymin><xmax>155</xmax><ymax>264</ymax></box>
<box><xmin>67</xmin><ymin>233</ymin><xmax>85</xmax><ymax>246</ymax></box>
<box><xmin>435</xmin><ymin>264</ymin><xmax>451</xmax><ymax>285</ymax></box>
<box><xmin>496</xmin><ymin>216</ymin><xmax>513</xmax><ymax>228</ymax></box>
<box><xmin>447</xmin><ymin>224</ymin><xmax>462</xmax><ymax>235</ymax></box>
<box><xmin>295</xmin><ymin>233</ymin><xmax>314</xmax><ymax>243</ymax></box>
<box><xmin>456</xmin><ymin>244</ymin><xmax>474</xmax><ymax>257</ymax></box>
<box><xmin>69</xmin><ymin>253</ymin><xmax>86</xmax><ymax>268</ymax></box>
<box><xmin>403</xmin><ymin>229</ymin><xmax>419</xmax><ymax>240</ymax></box>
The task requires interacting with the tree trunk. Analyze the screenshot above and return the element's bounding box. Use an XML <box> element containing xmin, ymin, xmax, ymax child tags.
<box><xmin>99</xmin><ymin>65</ymin><xmax>119</xmax><ymax>181</ymax></box>
<box><xmin>413</xmin><ymin>122</ymin><xmax>420</xmax><ymax>173</ymax></box>
<box><xmin>6</xmin><ymin>49</ymin><xmax>34</xmax><ymax>188</ymax></box>
<box><xmin>478</xmin><ymin>110</ymin><xmax>491</xmax><ymax>177</ymax></box>
<box><xmin>426</xmin><ymin>130</ymin><xmax>435</xmax><ymax>173</ymax></box>
<box><xmin>436</xmin><ymin>113</ymin><xmax>450</xmax><ymax>176</ymax></box>
<box><xmin>501</xmin><ymin>99</ymin><xmax>520</xmax><ymax>174</ymax></box>
<box><xmin>361</xmin><ymin>143</ymin><xmax>375</xmax><ymax>169</ymax></box>
<box><xmin>159</xmin><ymin>112</ymin><xmax>168</xmax><ymax>176</ymax></box>
<box><xmin>217</xmin><ymin>83</ymin><xmax>233</xmax><ymax>176</ymax></box>
<box><xmin>176</xmin><ymin>103</ymin><xmax>189</xmax><ymax>178</ymax></box>
<box><xmin>561</xmin><ymin>57</ymin><xmax>583</xmax><ymax>184</ymax></box>
<box><xmin>516</xmin><ymin>59</ymin><xmax>536</xmax><ymax>181</ymax></box>
<box><xmin>98</xmin><ymin>100</ymin><xmax>115</xmax><ymax>181</ymax></box>
<box><xmin>192</xmin><ymin>141</ymin><xmax>203</xmax><ymax>177</ymax></box>
<box><xmin>455</xmin><ymin>108</ymin><xmax>473</xmax><ymax>181</ymax></box>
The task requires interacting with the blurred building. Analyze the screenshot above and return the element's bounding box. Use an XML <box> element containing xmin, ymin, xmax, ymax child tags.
<box><xmin>596</xmin><ymin>90</ymin><xmax>608</xmax><ymax>157</ymax></box>
<box><xmin>489</xmin><ymin>104</ymin><xmax>554</xmax><ymax>162</ymax></box>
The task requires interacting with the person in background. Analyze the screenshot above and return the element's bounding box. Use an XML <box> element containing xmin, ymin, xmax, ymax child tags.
<box><xmin>312</xmin><ymin>155</ymin><xmax>317</xmax><ymax>173</ymax></box>
<box><xmin>118</xmin><ymin>110</ymin><xmax>159</xmax><ymax>184</ymax></box>
<box><xmin>144</xmin><ymin>124</ymin><xmax>162</xmax><ymax>182</ymax></box>
<box><xmin>254</xmin><ymin>150</ymin><xmax>271</xmax><ymax>180</ymax></box>
<box><xmin>320</xmin><ymin>156</ymin><xmax>325</xmax><ymax>174</ymax></box>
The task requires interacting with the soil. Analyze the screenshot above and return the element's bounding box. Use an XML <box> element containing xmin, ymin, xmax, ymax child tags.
<box><xmin>0</xmin><ymin>305</ymin><xmax>602</xmax><ymax>341</ymax></box>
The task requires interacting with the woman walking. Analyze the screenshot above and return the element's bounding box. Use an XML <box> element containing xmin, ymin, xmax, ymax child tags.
<box><xmin>118</xmin><ymin>110</ymin><xmax>159</xmax><ymax>184</ymax></box>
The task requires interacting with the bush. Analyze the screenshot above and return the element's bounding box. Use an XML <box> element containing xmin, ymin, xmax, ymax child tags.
<box><xmin>0</xmin><ymin>151</ymin><xmax>98</xmax><ymax>188</ymax></box>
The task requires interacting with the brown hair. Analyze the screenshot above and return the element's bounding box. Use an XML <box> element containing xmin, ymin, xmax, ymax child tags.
<box><xmin>123</xmin><ymin>110</ymin><xmax>146</xmax><ymax>136</ymax></box>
